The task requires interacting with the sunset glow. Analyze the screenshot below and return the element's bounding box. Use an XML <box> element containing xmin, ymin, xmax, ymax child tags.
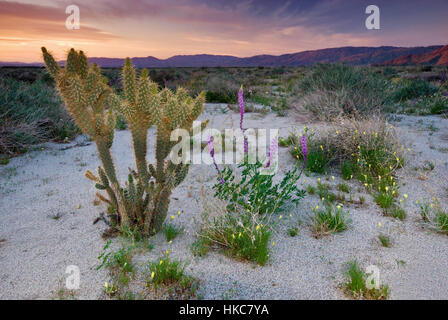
<box><xmin>1</xmin><ymin>0</ymin><xmax>447</xmax><ymax>62</ymax></box>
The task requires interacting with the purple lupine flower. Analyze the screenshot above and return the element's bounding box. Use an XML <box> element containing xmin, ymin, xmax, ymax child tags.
<box><xmin>238</xmin><ymin>86</ymin><xmax>249</xmax><ymax>153</ymax></box>
<box><xmin>238</xmin><ymin>86</ymin><xmax>245</xmax><ymax>131</ymax></box>
<box><xmin>301</xmin><ymin>134</ymin><xmax>307</xmax><ymax>167</ymax></box>
<box><xmin>207</xmin><ymin>136</ymin><xmax>225</xmax><ymax>184</ymax></box>
<box><xmin>265</xmin><ymin>136</ymin><xmax>278</xmax><ymax>168</ymax></box>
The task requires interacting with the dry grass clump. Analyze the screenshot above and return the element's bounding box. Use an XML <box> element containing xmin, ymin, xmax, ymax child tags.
<box><xmin>0</xmin><ymin>76</ymin><xmax>79</xmax><ymax>156</ymax></box>
<box><xmin>296</xmin><ymin>64</ymin><xmax>390</xmax><ymax>120</ymax></box>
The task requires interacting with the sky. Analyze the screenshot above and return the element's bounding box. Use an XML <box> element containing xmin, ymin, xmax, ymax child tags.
<box><xmin>0</xmin><ymin>0</ymin><xmax>447</xmax><ymax>62</ymax></box>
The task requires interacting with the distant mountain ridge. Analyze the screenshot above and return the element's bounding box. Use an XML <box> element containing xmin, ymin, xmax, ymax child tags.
<box><xmin>1</xmin><ymin>45</ymin><xmax>446</xmax><ymax>67</ymax></box>
<box><xmin>383</xmin><ymin>45</ymin><xmax>448</xmax><ymax>66</ymax></box>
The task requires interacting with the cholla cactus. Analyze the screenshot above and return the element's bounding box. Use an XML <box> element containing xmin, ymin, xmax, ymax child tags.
<box><xmin>42</xmin><ymin>48</ymin><xmax>206</xmax><ymax>235</ymax></box>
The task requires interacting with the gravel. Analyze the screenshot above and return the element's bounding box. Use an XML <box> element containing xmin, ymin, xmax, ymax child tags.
<box><xmin>0</xmin><ymin>106</ymin><xmax>447</xmax><ymax>299</ymax></box>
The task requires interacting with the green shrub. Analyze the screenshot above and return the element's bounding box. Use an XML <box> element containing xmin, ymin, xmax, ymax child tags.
<box><xmin>214</xmin><ymin>160</ymin><xmax>306</xmax><ymax>216</ymax></box>
<box><xmin>206</xmin><ymin>90</ymin><xmax>237</xmax><ymax>103</ymax></box>
<box><xmin>391</xmin><ymin>78</ymin><xmax>438</xmax><ymax>102</ymax></box>
<box><xmin>341</xmin><ymin>160</ymin><xmax>356</xmax><ymax>180</ymax></box>
<box><xmin>0</xmin><ymin>77</ymin><xmax>79</xmax><ymax>155</ymax></box>
<box><xmin>298</xmin><ymin>64</ymin><xmax>389</xmax><ymax>119</ymax></box>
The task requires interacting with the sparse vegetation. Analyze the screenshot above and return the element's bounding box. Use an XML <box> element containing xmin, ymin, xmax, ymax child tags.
<box><xmin>420</xmin><ymin>202</ymin><xmax>448</xmax><ymax>234</ymax></box>
<box><xmin>0</xmin><ymin>76</ymin><xmax>79</xmax><ymax>156</ymax></box>
<box><xmin>378</xmin><ymin>233</ymin><xmax>391</xmax><ymax>247</ymax></box>
<box><xmin>162</xmin><ymin>223</ymin><xmax>183</xmax><ymax>242</ymax></box>
<box><xmin>343</xmin><ymin>260</ymin><xmax>389</xmax><ymax>300</ymax></box>
<box><xmin>297</xmin><ymin>64</ymin><xmax>390</xmax><ymax>120</ymax></box>
<box><xmin>312</xmin><ymin>204</ymin><xmax>351</xmax><ymax>238</ymax></box>
<box><xmin>146</xmin><ymin>255</ymin><xmax>198</xmax><ymax>295</ymax></box>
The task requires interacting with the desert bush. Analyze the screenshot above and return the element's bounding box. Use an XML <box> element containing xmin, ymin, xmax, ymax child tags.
<box><xmin>298</xmin><ymin>64</ymin><xmax>390</xmax><ymax>119</ymax></box>
<box><xmin>42</xmin><ymin>47</ymin><xmax>206</xmax><ymax>236</ymax></box>
<box><xmin>343</xmin><ymin>260</ymin><xmax>389</xmax><ymax>300</ymax></box>
<box><xmin>0</xmin><ymin>76</ymin><xmax>79</xmax><ymax>156</ymax></box>
<box><xmin>390</xmin><ymin>78</ymin><xmax>438</xmax><ymax>102</ymax></box>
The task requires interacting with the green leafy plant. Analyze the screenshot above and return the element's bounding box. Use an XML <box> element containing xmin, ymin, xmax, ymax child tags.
<box><xmin>214</xmin><ymin>160</ymin><xmax>306</xmax><ymax>216</ymax></box>
<box><xmin>42</xmin><ymin>48</ymin><xmax>206</xmax><ymax>235</ymax></box>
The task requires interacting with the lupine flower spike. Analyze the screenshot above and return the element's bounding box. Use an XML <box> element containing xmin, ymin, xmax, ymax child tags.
<box><xmin>208</xmin><ymin>136</ymin><xmax>225</xmax><ymax>184</ymax></box>
<box><xmin>238</xmin><ymin>85</ymin><xmax>248</xmax><ymax>153</ymax></box>
<box><xmin>301</xmin><ymin>134</ymin><xmax>308</xmax><ymax>167</ymax></box>
<box><xmin>265</xmin><ymin>136</ymin><xmax>278</xmax><ymax>168</ymax></box>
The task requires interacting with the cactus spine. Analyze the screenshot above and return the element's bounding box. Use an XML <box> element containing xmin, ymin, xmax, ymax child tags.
<box><xmin>42</xmin><ymin>48</ymin><xmax>205</xmax><ymax>235</ymax></box>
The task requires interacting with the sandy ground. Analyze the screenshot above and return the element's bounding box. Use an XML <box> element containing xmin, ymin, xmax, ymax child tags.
<box><xmin>0</xmin><ymin>104</ymin><xmax>447</xmax><ymax>300</ymax></box>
